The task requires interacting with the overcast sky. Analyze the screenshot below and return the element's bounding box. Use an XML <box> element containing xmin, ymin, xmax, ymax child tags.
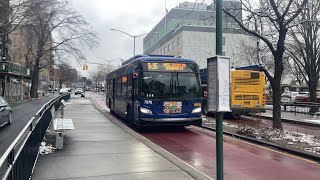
<box><xmin>69</xmin><ymin>0</ymin><xmax>213</xmax><ymax>77</ymax></box>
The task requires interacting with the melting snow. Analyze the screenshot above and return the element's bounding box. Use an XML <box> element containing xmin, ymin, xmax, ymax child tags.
<box><xmin>238</xmin><ymin>126</ymin><xmax>320</xmax><ymax>154</ymax></box>
<box><xmin>39</xmin><ymin>142</ymin><xmax>56</xmax><ymax>155</ymax></box>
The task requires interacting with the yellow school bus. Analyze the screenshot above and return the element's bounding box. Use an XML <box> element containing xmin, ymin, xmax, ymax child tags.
<box><xmin>231</xmin><ymin>69</ymin><xmax>266</xmax><ymax>114</ymax></box>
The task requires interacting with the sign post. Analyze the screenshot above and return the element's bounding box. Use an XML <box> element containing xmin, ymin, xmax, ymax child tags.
<box><xmin>213</xmin><ymin>0</ymin><xmax>227</xmax><ymax>179</ymax></box>
<box><xmin>207</xmin><ymin>56</ymin><xmax>230</xmax><ymax>180</ymax></box>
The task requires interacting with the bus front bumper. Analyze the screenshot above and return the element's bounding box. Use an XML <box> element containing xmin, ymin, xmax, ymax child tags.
<box><xmin>140</xmin><ymin>117</ymin><xmax>203</xmax><ymax>126</ymax></box>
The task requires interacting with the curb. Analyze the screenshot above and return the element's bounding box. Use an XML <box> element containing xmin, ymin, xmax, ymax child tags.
<box><xmin>200</xmin><ymin>125</ymin><xmax>320</xmax><ymax>163</ymax></box>
<box><xmin>90</xmin><ymin>98</ymin><xmax>213</xmax><ymax>180</ymax></box>
<box><xmin>243</xmin><ymin>114</ymin><xmax>320</xmax><ymax>128</ymax></box>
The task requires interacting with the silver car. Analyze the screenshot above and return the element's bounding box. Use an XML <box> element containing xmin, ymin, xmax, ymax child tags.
<box><xmin>0</xmin><ymin>96</ymin><xmax>12</xmax><ymax>127</ymax></box>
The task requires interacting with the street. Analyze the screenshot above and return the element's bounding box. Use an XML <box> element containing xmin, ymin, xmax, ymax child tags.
<box><xmin>0</xmin><ymin>95</ymin><xmax>57</xmax><ymax>156</ymax></box>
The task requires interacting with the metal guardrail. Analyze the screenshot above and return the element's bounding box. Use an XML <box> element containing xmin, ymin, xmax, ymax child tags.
<box><xmin>0</xmin><ymin>93</ymin><xmax>70</xmax><ymax>180</ymax></box>
<box><xmin>282</xmin><ymin>102</ymin><xmax>320</xmax><ymax>116</ymax></box>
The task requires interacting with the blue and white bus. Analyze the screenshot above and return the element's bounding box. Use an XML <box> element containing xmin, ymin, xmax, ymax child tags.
<box><xmin>106</xmin><ymin>55</ymin><xmax>203</xmax><ymax>129</ymax></box>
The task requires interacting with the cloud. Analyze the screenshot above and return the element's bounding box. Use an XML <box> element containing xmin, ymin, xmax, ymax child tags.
<box><xmin>69</xmin><ymin>0</ymin><xmax>212</xmax><ymax>77</ymax></box>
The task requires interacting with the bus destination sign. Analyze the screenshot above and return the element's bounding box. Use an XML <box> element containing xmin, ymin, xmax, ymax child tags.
<box><xmin>146</xmin><ymin>62</ymin><xmax>187</xmax><ymax>71</ymax></box>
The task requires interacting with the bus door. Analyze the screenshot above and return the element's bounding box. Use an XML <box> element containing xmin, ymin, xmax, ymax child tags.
<box><xmin>132</xmin><ymin>72</ymin><xmax>139</xmax><ymax>122</ymax></box>
<box><xmin>112</xmin><ymin>78</ymin><xmax>115</xmax><ymax>109</ymax></box>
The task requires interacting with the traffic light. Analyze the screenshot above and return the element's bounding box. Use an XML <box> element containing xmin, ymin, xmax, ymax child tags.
<box><xmin>82</xmin><ymin>64</ymin><xmax>88</xmax><ymax>70</ymax></box>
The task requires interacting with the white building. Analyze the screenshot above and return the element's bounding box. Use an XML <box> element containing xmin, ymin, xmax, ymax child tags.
<box><xmin>143</xmin><ymin>1</ymin><xmax>257</xmax><ymax>68</ymax></box>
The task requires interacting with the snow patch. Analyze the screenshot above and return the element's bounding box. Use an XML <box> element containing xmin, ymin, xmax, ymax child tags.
<box><xmin>39</xmin><ymin>142</ymin><xmax>56</xmax><ymax>155</ymax></box>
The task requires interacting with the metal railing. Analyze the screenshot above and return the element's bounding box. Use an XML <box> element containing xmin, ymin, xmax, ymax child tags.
<box><xmin>282</xmin><ymin>102</ymin><xmax>320</xmax><ymax>116</ymax></box>
<box><xmin>0</xmin><ymin>93</ymin><xmax>70</xmax><ymax>180</ymax></box>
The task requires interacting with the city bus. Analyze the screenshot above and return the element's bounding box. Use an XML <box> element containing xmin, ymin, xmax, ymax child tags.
<box><xmin>106</xmin><ymin>55</ymin><xmax>203</xmax><ymax>129</ymax></box>
<box><xmin>200</xmin><ymin>65</ymin><xmax>266</xmax><ymax>116</ymax></box>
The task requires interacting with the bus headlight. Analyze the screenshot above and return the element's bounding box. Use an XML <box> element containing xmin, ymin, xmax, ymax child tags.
<box><xmin>140</xmin><ymin>107</ymin><xmax>152</xmax><ymax>114</ymax></box>
<box><xmin>192</xmin><ymin>107</ymin><xmax>202</xmax><ymax>113</ymax></box>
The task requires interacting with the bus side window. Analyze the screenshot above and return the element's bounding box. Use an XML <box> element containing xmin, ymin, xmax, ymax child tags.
<box><xmin>122</xmin><ymin>75</ymin><xmax>128</xmax><ymax>97</ymax></box>
<box><xmin>117</xmin><ymin>77</ymin><xmax>122</xmax><ymax>96</ymax></box>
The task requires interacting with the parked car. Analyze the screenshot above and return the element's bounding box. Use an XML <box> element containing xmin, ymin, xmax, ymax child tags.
<box><xmin>294</xmin><ymin>92</ymin><xmax>320</xmax><ymax>103</ymax></box>
<box><xmin>75</xmin><ymin>88</ymin><xmax>84</xmax><ymax>95</ymax></box>
<box><xmin>0</xmin><ymin>96</ymin><xmax>12</xmax><ymax>128</ymax></box>
<box><xmin>37</xmin><ymin>90</ymin><xmax>45</xmax><ymax>96</ymax></box>
<box><xmin>281</xmin><ymin>91</ymin><xmax>299</xmax><ymax>103</ymax></box>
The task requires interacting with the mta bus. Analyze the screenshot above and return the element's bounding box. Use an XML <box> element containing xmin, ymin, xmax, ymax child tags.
<box><xmin>106</xmin><ymin>55</ymin><xmax>203</xmax><ymax>129</ymax></box>
<box><xmin>200</xmin><ymin>65</ymin><xmax>266</xmax><ymax>115</ymax></box>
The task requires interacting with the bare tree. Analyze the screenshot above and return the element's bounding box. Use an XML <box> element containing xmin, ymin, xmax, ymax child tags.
<box><xmin>224</xmin><ymin>0</ymin><xmax>308</xmax><ymax>129</ymax></box>
<box><xmin>287</xmin><ymin>0</ymin><xmax>320</xmax><ymax>113</ymax></box>
<box><xmin>57</xmin><ymin>62</ymin><xmax>77</xmax><ymax>88</ymax></box>
<box><xmin>89</xmin><ymin>65</ymin><xmax>115</xmax><ymax>89</ymax></box>
<box><xmin>24</xmin><ymin>0</ymin><xmax>98</xmax><ymax>98</ymax></box>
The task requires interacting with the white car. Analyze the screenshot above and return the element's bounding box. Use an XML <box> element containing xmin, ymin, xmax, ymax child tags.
<box><xmin>0</xmin><ymin>96</ymin><xmax>12</xmax><ymax>127</ymax></box>
<box><xmin>281</xmin><ymin>91</ymin><xmax>299</xmax><ymax>103</ymax></box>
<box><xmin>59</xmin><ymin>88</ymin><xmax>71</xmax><ymax>94</ymax></box>
<box><xmin>75</xmin><ymin>88</ymin><xmax>84</xmax><ymax>95</ymax></box>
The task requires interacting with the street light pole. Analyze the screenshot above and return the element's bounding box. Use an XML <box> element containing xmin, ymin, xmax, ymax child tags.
<box><xmin>133</xmin><ymin>36</ymin><xmax>136</xmax><ymax>57</ymax></box>
<box><xmin>110</xmin><ymin>28</ymin><xmax>149</xmax><ymax>57</ymax></box>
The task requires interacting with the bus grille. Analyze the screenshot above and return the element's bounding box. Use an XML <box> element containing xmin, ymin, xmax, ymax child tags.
<box><xmin>235</xmin><ymin>95</ymin><xmax>260</xmax><ymax>100</ymax></box>
<box><xmin>234</xmin><ymin>78</ymin><xmax>260</xmax><ymax>85</ymax></box>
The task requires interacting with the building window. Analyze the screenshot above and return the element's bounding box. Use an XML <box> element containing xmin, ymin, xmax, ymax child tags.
<box><xmin>222</xmin><ymin>37</ymin><xmax>225</xmax><ymax>46</ymax></box>
<box><xmin>168</xmin><ymin>44</ymin><xmax>171</xmax><ymax>53</ymax></box>
<box><xmin>172</xmin><ymin>41</ymin><xmax>175</xmax><ymax>50</ymax></box>
<box><xmin>164</xmin><ymin>47</ymin><xmax>167</xmax><ymax>54</ymax></box>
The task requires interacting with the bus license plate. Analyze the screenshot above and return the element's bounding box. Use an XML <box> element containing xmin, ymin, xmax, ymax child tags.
<box><xmin>163</xmin><ymin>101</ymin><xmax>182</xmax><ymax>114</ymax></box>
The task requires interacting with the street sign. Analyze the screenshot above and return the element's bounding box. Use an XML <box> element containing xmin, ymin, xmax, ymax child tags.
<box><xmin>207</xmin><ymin>56</ymin><xmax>231</xmax><ymax>112</ymax></box>
<box><xmin>53</xmin><ymin>118</ymin><xmax>74</xmax><ymax>131</ymax></box>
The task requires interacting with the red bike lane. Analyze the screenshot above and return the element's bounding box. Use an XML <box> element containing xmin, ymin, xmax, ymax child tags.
<box><xmin>90</xmin><ymin>93</ymin><xmax>320</xmax><ymax>180</ymax></box>
<box><xmin>142</xmin><ymin>127</ymin><xmax>320</xmax><ymax>180</ymax></box>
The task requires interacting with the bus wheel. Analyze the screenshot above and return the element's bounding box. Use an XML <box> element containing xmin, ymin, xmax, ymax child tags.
<box><xmin>127</xmin><ymin>107</ymin><xmax>133</xmax><ymax>127</ymax></box>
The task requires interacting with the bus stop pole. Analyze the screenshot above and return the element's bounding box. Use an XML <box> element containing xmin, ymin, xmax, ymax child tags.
<box><xmin>216</xmin><ymin>0</ymin><xmax>224</xmax><ymax>179</ymax></box>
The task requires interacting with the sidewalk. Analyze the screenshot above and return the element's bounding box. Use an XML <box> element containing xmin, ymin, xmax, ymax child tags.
<box><xmin>259</xmin><ymin>110</ymin><xmax>320</xmax><ymax>126</ymax></box>
<box><xmin>32</xmin><ymin>98</ymin><xmax>199</xmax><ymax>180</ymax></box>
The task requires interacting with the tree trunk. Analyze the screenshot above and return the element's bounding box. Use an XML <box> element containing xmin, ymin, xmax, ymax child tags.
<box><xmin>271</xmin><ymin>77</ymin><xmax>283</xmax><ymax>129</ymax></box>
<box><xmin>30</xmin><ymin>58</ymin><xmax>40</xmax><ymax>98</ymax></box>
<box><xmin>30</xmin><ymin>66</ymin><xmax>39</xmax><ymax>98</ymax></box>
<box><xmin>271</xmin><ymin>52</ymin><xmax>284</xmax><ymax>129</ymax></box>
<box><xmin>309</xmin><ymin>80</ymin><xmax>319</xmax><ymax>114</ymax></box>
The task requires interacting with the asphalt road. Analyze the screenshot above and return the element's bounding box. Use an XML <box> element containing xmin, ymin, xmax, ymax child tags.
<box><xmin>0</xmin><ymin>95</ymin><xmax>57</xmax><ymax>156</ymax></box>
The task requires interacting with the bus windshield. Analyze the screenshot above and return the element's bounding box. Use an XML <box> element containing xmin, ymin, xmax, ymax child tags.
<box><xmin>141</xmin><ymin>72</ymin><xmax>201</xmax><ymax>99</ymax></box>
